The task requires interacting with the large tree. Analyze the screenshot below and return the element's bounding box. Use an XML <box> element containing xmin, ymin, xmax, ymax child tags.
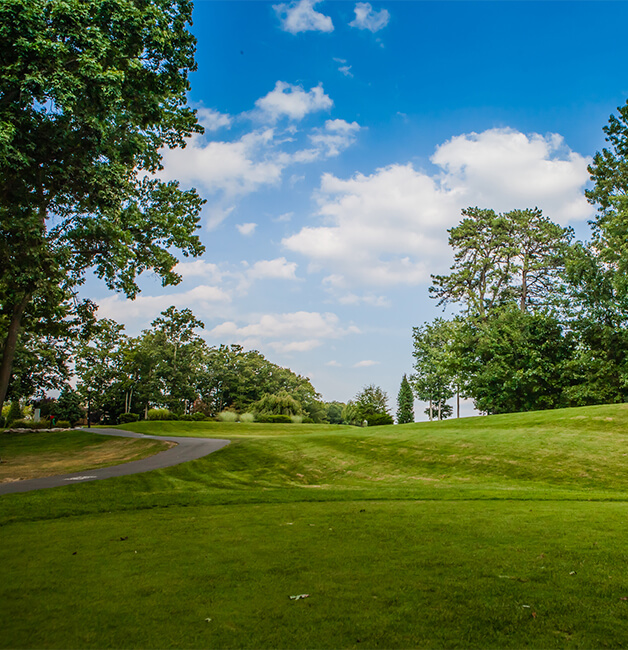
<box><xmin>396</xmin><ymin>374</ymin><xmax>414</xmax><ymax>424</ymax></box>
<box><xmin>0</xmin><ymin>0</ymin><xmax>205</xmax><ymax>412</ymax></box>
<box><xmin>587</xmin><ymin>98</ymin><xmax>628</xmax><ymax>279</ymax></box>
<box><xmin>430</xmin><ymin>207</ymin><xmax>572</xmax><ymax>317</ymax></box>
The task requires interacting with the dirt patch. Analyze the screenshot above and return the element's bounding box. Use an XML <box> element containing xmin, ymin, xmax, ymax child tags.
<box><xmin>0</xmin><ymin>438</ymin><xmax>174</xmax><ymax>483</ymax></box>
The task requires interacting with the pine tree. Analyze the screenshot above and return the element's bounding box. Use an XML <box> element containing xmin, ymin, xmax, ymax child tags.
<box><xmin>396</xmin><ymin>374</ymin><xmax>414</xmax><ymax>424</ymax></box>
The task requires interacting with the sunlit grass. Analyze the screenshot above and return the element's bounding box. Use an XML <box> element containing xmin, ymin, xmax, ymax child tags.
<box><xmin>4</xmin><ymin>403</ymin><xmax>628</xmax><ymax>648</ymax></box>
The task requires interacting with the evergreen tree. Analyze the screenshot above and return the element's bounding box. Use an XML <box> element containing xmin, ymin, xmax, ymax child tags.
<box><xmin>396</xmin><ymin>374</ymin><xmax>414</xmax><ymax>424</ymax></box>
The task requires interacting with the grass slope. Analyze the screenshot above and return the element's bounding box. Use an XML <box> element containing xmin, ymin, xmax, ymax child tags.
<box><xmin>3</xmin><ymin>404</ymin><xmax>628</xmax><ymax>648</ymax></box>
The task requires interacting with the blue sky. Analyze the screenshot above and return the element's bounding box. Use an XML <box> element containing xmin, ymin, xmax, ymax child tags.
<box><xmin>91</xmin><ymin>0</ymin><xmax>628</xmax><ymax>417</ymax></box>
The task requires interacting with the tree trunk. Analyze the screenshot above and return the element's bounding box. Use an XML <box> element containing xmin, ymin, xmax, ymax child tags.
<box><xmin>457</xmin><ymin>388</ymin><xmax>460</xmax><ymax>418</ymax></box>
<box><xmin>429</xmin><ymin>397</ymin><xmax>433</xmax><ymax>422</ymax></box>
<box><xmin>438</xmin><ymin>400</ymin><xmax>441</xmax><ymax>421</ymax></box>
<box><xmin>0</xmin><ymin>293</ymin><xmax>31</xmax><ymax>414</ymax></box>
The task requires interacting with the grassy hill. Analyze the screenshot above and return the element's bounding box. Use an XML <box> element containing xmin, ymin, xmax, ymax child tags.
<box><xmin>3</xmin><ymin>404</ymin><xmax>628</xmax><ymax>647</ymax></box>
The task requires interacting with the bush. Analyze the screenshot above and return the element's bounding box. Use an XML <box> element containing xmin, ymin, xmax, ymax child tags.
<box><xmin>218</xmin><ymin>410</ymin><xmax>238</xmax><ymax>422</ymax></box>
<box><xmin>55</xmin><ymin>420</ymin><xmax>71</xmax><ymax>429</ymax></box>
<box><xmin>256</xmin><ymin>414</ymin><xmax>292</xmax><ymax>424</ymax></box>
<box><xmin>146</xmin><ymin>408</ymin><xmax>178</xmax><ymax>421</ymax></box>
<box><xmin>290</xmin><ymin>415</ymin><xmax>303</xmax><ymax>424</ymax></box>
<box><xmin>118</xmin><ymin>413</ymin><xmax>139</xmax><ymax>424</ymax></box>
<box><xmin>366</xmin><ymin>413</ymin><xmax>394</xmax><ymax>427</ymax></box>
<box><xmin>7</xmin><ymin>400</ymin><xmax>23</xmax><ymax>426</ymax></box>
<box><xmin>0</xmin><ymin>414</ymin><xmax>5</xmax><ymax>428</ymax></box>
<box><xmin>191</xmin><ymin>412</ymin><xmax>207</xmax><ymax>421</ymax></box>
<box><xmin>6</xmin><ymin>419</ymin><xmax>49</xmax><ymax>430</ymax></box>
<box><xmin>239</xmin><ymin>412</ymin><xmax>255</xmax><ymax>423</ymax></box>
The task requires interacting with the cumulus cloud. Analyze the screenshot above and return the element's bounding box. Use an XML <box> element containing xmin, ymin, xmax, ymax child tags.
<box><xmin>309</xmin><ymin>119</ymin><xmax>361</xmax><ymax>157</ymax></box>
<box><xmin>159</xmin><ymin>129</ymin><xmax>283</xmax><ymax>200</ymax></box>
<box><xmin>97</xmin><ymin>285</ymin><xmax>231</xmax><ymax>324</ymax></box>
<box><xmin>248</xmin><ymin>257</ymin><xmax>298</xmax><ymax>281</ymax></box>
<box><xmin>209</xmin><ymin>311</ymin><xmax>359</xmax><ymax>355</ymax></box>
<box><xmin>196</xmin><ymin>107</ymin><xmax>232</xmax><ymax>131</ymax></box>
<box><xmin>255</xmin><ymin>81</ymin><xmax>333</xmax><ymax>122</ymax></box>
<box><xmin>237</xmin><ymin>222</ymin><xmax>257</xmax><ymax>236</ymax></box>
<box><xmin>283</xmin><ymin>128</ymin><xmax>593</xmax><ymax>290</ymax></box>
<box><xmin>274</xmin><ymin>0</ymin><xmax>334</xmax><ymax>34</ymax></box>
<box><xmin>349</xmin><ymin>2</ymin><xmax>390</xmax><ymax>32</ymax></box>
<box><xmin>175</xmin><ymin>260</ymin><xmax>223</xmax><ymax>282</ymax></box>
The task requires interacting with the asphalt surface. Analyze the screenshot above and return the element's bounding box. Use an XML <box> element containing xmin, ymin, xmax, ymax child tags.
<box><xmin>0</xmin><ymin>427</ymin><xmax>230</xmax><ymax>495</ymax></box>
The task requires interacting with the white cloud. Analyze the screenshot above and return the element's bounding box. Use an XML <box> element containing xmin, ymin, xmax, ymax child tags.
<box><xmin>209</xmin><ymin>311</ymin><xmax>359</xmax><ymax>355</ymax></box>
<box><xmin>338</xmin><ymin>65</ymin><xmax>353</xmax><ymax>77</ymax></box>
<box><xmin>249</xmin><ymin>257</ymin><xmax>298</xmax><ymax>281</ymax></box>
<box><xmin>274</xmin><ymin>211</ymin><xmax>294</xmax><ymax>222</ymax></box>
<box><xmin>432</xmin><ymin>129</ymin><xmax>592</xmax><ymax>224</ymax></box>
<box><xmin>353</xmin><ymin>359</ymin><xmax>379</xmax><ymax>367</ymax></box>
<box><xmin>196</xmin><ymin>107</ymin><xmax>232</xmax><ymax>131</ymax></box>
<box><xmin>97</xmin><ymin>285</ymin><xmax>231</xmax><ymax>323</ymax></box>
<box><xmin>309</xmin><ymin>119</ymin><xmax>361</xmax><ymax>157</ymax></box>
<box><xmin>255</xmin><ymin>81</ymin><xmax>333</xmax><ymax>122</ymax></box>
<box><xmin>274</xmin><ymin>0</ymin><xmax>334</xmax><ymax>34</ymax></box>
<box><xmin>237</xmin><ymin>222</ymin><xmax>257</xmax><ymax>236</ymax></box>
<box><xmin>283</xmin><ymin>128</ymin><xmax>593</xmax><ymax>290</ymax></box>
<box><xmin>326</xmin><ymin>360</ymin><xmax>341</xmax><ymax>367</ymax></box>
<box><xmin>175</xmin><ymin>260</ymin><xmax>222</xmax><ymax>282</ymax></box>
<box><xmin>159</xmin><ymin>129</ymin><xmax>283</xmax><ymax>200</ymax></box>
<box><xmin>349</xmin><ymin>2</ymin><xmax>390</xmax><ymax>32</ymax></box>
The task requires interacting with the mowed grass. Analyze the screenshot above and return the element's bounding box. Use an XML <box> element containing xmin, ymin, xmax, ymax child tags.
<box><xmin>0</xmin><ymin>429</ymin><xmax>172</xmax><ymax>482</ymax></box>
<box><xmin>3</xmin><ymin>404</ymin><xmax>628</xmax><ymax>648</ymax></box>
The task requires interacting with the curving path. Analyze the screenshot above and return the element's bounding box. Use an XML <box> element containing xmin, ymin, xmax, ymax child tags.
<box><xmin>0</xmin><ymin>428</ymin><xmax>230</xmax><ymax>495</ymax></box>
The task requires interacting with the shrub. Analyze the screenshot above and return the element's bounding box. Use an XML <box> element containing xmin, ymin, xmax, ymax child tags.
<box><xmin>290</xmin><ymin>415</ymin><xmax>303</xmax><ymax>424</ymax></box>
<box><xmin>52</xmin><ymin>388</ymin><xmax>83</xmax><ymax>426</ymax></box>
<box><xmin>366</xmin><ymin>413</ymin><xmax>394</xmax><ymax>427</ymax></box>
<box><xmin>146</xmin><ymin>408</ymin><xmax>178</xmax><ymax>421</ymax></box>
<box><xmin>7</xmin><ymin>400</ymin><xmax>23</xmax><ymax>426</ymax></box>
<box><xmin>256</xmin><ymin>414</ymin><xmax>292</xmax><ymax>424</ymax></box>
<box><xmin>118</xmin><ymin>413</ymin><xmax>139</xmax><ymax>424</ymax></box>
<box><xmin>0</xmin><ymin>414</ymin><xmax>5</xmax><ymax>428</ymax></box>
<box><xmin>218</xmin><ymin>410</ymin><xmax>238</xmax><ymax>422</ymax></box>
<box><xmin>239</xmin><ymin>412</ymin><xmax>255</xmax><ymax>423</ymax></box>
<box><xmin>191</xmin><ymin>412</ymin><xmax>207</xmax><ymax>421</ymax></box>
<box><xmin>6</xmin><ymin>419</ymin><xmax>49</xmax><ymax>430</ymax></box>
<box><xmin>55</xmin><ymin>420</ymin><xmax>71</xmax><ymax>429</ymax></box>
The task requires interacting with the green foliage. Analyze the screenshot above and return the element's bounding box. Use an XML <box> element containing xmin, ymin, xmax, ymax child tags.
<box><xmin>458</xmin><ymin>307</ymin><xmax>572</xmax><ymax>414</ymax></box>
<box><xmin>366</xmin><ymin>412</ymin><xmax>394</xmax><ymax>426</ymax></box>
<box><xmin>6</xmin><ymin>399</ymin><xmax>22</xmax><ymax>425</ymax></box>
<box><xmin>55</xmin><ymin>420</ymin><xmax>71</xmax><ymax>429</ymax></box>
<box><xmin>239</xmin><ymin>412</ymin><xmax>255</xmax><ymax>423</ymax></box>
<box><xmin>587</xmin><ymin>99</ymin><xmax>628</xmax><ymax>279</ymax></box>
<box><xmin>146</xmin><ymin>408</ymin><xmax>178</xmax><ymax>421</ymax></box>
<box><xmin>430</xmin><ymin>207</ymin><xmax>572</xmax><ymax>317</ymax></box>
<box><xmin>0</xmin><ymin>0</ymin><xmax>206</xmax><ymax>412</ymax></box>
<box><xmin>118</xmin><ymin>413</ymin><xmax>139</xmax><ymax>424</ymax></box>
<box><xmin>353</xmin><ymin>384</ymin><xmax>390</xmax><ymax>422</ymax></box>
<box><xmin>218</xmin><ymin>410</ymin><xmax>238</xmax><ymax>423</ymax></box>
<box><xmin>52</xmin><ymin>388</ymin><xmax>83</xmax><ymax>426</ymax></box>
<box><xmin>325</xmin><ymin>401</ymin><xmax>345</xmax><ymax>424</ymax></box>
<box><xmin>6</xmin><ymin>418</ymin><xmax>49</xmax><ymax>430</ymax></box>
<box><xmin>256</xmin><ymin>414</ymin><xmax>292</xmax><ymax>423</ymax></box>
<box><xmin>253</xmin><ymin>390</ymin><xmax>302</xmax><ymax>417</ymax></box>
<box><xmin>411</xmin><ymin>319</ymin><xmax>458</xmax><ymax>420</ymax></box>
<box><xmin>396</xmin><ymin>374</ymin><xmax>414</xmax><ymax>424</ymax></box>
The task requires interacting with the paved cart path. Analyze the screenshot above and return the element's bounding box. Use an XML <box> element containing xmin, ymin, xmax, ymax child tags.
<box><xmin>0</xmin><ymin>428</ymin><xmax>230</xmax><ymax>495</ymax></box>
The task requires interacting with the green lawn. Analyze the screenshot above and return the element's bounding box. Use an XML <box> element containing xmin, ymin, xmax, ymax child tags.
<box><xmin>3</xmin><ymin>404</ymin><xmax>628</xmax><ymax>648</ymax></box>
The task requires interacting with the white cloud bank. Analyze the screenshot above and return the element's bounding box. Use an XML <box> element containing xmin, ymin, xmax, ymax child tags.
<box><xmin>210</xmin><ymin>311</ymin><xmax>360</xmax><ymax>355</ymax></box>
<box><xmin>283</xmin><ymin>128</ymin><xmax>592</xmax><ymax>290</ymax></box>
<box><xmin>274</xmin><ymin>0</ymin><xmax>333</xmax><ymax>34</ymax></box>
<box><xmin>350</xmin><ymin>2</ymin><xmax>390</xmax><ymax>32</ymax></box>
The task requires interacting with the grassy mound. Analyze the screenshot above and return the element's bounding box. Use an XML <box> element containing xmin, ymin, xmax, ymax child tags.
<box><xmin>3</xmin><ymin>404</ymin><xmax>628</xmax><ymax>648</ymax></box>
